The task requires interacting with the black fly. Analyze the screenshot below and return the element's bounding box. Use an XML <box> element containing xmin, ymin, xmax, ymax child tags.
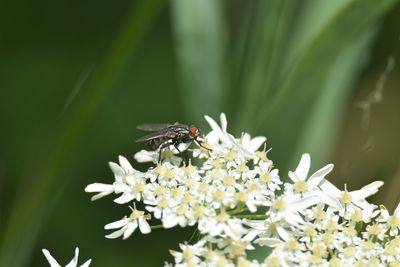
<box><xmin>136</xmin><ymin>123</ymin><xmax>204</xmax><ymax>162</ymax></box>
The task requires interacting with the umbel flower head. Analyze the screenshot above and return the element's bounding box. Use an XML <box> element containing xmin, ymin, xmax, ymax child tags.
<box><xmin>85</xmin><ymin>113</ymin><xmax>400</xmax><ymax>266</ymax></box>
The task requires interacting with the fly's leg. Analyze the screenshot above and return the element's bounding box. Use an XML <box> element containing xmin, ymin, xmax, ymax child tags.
<box><xmin>158</xmin><ymin>141</ymin><xmax>174</xmax><ymax>163</ymax></box>
<box><xmin>194</xmin><ymin>137</ymin><xmax>211</xmax><ymax>151</ymax></box>
<box><xmin>173</xmin><ymin>141</ymin><xmax>182</xmax><ymax>154</ymax></box>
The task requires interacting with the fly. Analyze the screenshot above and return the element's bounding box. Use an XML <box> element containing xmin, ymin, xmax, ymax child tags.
<box><xmin>136</xmin><ymin>122</ymin><xmax>205</xmax><ymax>162</ymax></box>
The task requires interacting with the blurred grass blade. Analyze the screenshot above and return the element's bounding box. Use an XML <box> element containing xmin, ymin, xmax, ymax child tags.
<box><xmin>293</xmin><ymin>29</ymin><xmax>376</xmax><ymax>168</ymax></box>
<box><xmin>170</xmin><ymin>0</ymin><xmax>228</xmax><ymax>123</ymax></box>
<box><xmin>235</xmin><ymin>0</ymin><xmax>299</xmax><ymax>131</ymax></box>
<box><xmin>256</xmin><ymin>0</ymin><xmax>399</xmax><ymax>170</ymax></box>
<box><xmin>0</xmin><ymin>1</ymin><xmax>163</xmax><ymax>266</ymax></box>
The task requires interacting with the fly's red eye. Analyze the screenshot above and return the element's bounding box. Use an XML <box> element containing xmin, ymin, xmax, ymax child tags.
<box><xmin>189</xmin><ymin>126</ymin><xmax>199</xmax><ymax>137</ymax></box>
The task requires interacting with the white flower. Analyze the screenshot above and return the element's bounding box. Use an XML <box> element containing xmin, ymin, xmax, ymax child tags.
<box><xmin>84</xmin><ymin>183</ymin><xmax>114</xmax><ymax>201</ymax></box>
<box><xmin>247</xmin><ymin>218</ymin><xmax>293</xmax><ymax>243</ymax></box>
<box><xmin>84</xmin><ymin>156</ymin><xmax>143</xmax><ymax>201</ymax></box>
<box><xmin>105</xmin><ymin>207</ymin><xmax>151</xmax><ymax>239</ymax></box>
<box><xmin>85</xmin><ymin>112</ymin><xmax>398</xmax><ymax>266</ymax></box>
<box><xmin>319</xmin><ymin>180</ymin><xmax>383</xmax><ymax>212</ymax></box>
<box><xmin>42</xmin><ymin>247</ymin><xmax>91</xmax><ymax>267</ymax></box>
<box><xmin>288</xmin><ymin>153</ymin><xmax>334</xmax><ymax>193</ymax></box>
<box><xmin>134</xmin><ymin>148</ymin><xmax>184</xmax><ymax>166</ymax></box>
<box><xmin>379</xmin><ymin>203</ymin><xmax>400</xmax><ymax>236</ymax></box>
<box><xmin>169</xmin><ymin>240</ymin><xmax>207</xmax><ymax>265</ymax></box>
<box><xmin>202</xmin><ymin>113</ymin><xmax>265</xmax><ymax>159</ymax></box>
<box><xmin>198</xmin><ymin>213</ymin><xmax>246</xmax><ymax>239</ymax></box>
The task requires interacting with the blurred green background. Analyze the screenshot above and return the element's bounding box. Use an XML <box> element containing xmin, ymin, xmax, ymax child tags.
<box><xmin>0</xmin><ymin>0</ymin><xmax>399</xmax><ymax>266</ymax></box>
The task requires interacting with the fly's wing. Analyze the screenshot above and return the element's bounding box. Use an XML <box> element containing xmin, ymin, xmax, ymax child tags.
<box><xmin>136</xmin><ymin>123</ymin><xmax>175</xmax><ymax>131</ymax></box>
<box><xmin>136</xmin><ymin>129</ymin><xmax>170</xmax><ymax>142</ymax></box>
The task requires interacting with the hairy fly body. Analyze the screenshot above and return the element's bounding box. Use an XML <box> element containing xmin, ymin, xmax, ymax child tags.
<box><xmin>136</xmin><ymin>123</ymin><xmax>203</xmax><ymax>162</ymax></box>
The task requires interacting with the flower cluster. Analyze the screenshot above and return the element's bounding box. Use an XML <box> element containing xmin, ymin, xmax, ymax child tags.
<box><xmin>85</xmin><ymin>113</ymin><xmax>400</xmax><ymax>266</ymax></box>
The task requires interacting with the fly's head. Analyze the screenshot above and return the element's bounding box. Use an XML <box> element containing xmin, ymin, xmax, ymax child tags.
<box><xmin>189</xmin><ymin>125</ymin><xmax>200</xmax><ymax>138</ymax></box>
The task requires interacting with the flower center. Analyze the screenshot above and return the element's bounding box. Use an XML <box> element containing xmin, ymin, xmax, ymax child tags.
<box><xmin>216</xmin><ymin>211</ymin><xmax>229</xmax><ymax>222</ymax></box>
<box><xmin>260</xmin><ymin>173</ymin><xmax>272</xmax><ymax>183</ymax></box>
<box><xmin>340</xmin><ymin>191</ymin><xmax>352</xmax><ymax>204</ymax></box>
<box><xmin>212</xmin><ymin>189</ymin><xmax>225</xmax><ymax>201</ymax></box>
<box><xmin>225</xmin><ymin>150</ymin><xmax>237</xmax><ymax>161</ymax></box>
<box><xmin>130</xmin><ymin>209</ymin><xmax>144</xmax><ymax>220</ymax></box>
<box><xmin>388</xmin><ymin>216</ymin><xmax>400</xmax><ymax>227</ymax></box>
<box><xmin>182</xmin><ymin>247</ymin><xmax>194</xmax><ymax>261</ymax></box>
<box><xmin>272</xmin><ymin>197</ymin><xmax>286</xmax><ymax>211</ymax></box>
<box><xmin>293</xmin><ymin>180</ymin><xmax>308</xmax><ymax>193</ymax></box>
<box><xmin>134</xmin><ymin>183</ymin><xmax>144</xmax><ymax>193</ymax></box>
<box><xmin>223</xmin><ymin>175</ymin><xmax>235</xmax><ymax>186</ymax></box>
<box><xmin>165</xmin><ymin>169</ymin><xmax>175</xmax><ymax>180</ymax></box>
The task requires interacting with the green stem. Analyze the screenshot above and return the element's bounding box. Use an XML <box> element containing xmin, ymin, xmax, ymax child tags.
<box><xmin>233</xmin><ymin>214</ymin><xmax>267</xmax><ymax>219</ymax></box>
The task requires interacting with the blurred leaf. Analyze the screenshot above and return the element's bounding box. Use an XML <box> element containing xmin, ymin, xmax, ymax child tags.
<box><xmin>255</xmin><ymin>0</ymin><xmax>399</xmax><ymax>171</ymax></box>
<box><xmin>293</xmin><ymin>29</ymin><xmax>377</xmax><ymax>169</ymax></box>
<box><xmin>0</xmin><ymin>1</ymin><xmax>163</xmax><ymax>266</ymax></box>
<box><xmin>235</xmin><ymin>0</ymin><xmax>299</xmax><ymax>132</ymax></box>
<box><xmin>170</xmin><ymin>0</ymin><xmax>228</xmax><ymax>124</ymax></box>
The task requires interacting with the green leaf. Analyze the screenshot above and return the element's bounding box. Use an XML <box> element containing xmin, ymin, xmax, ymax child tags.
<box><xmin>255</xmin><ymin>0</ymin><xmax>399</xmax><ymax>171</ymax></box>
<box><xmin>0</xmin><ymin>1</ymin><xmax>163</xmax><ymax>266</ymax></box>
<box><xmin>235</xmin><ymin>0</ymin><xmax>300</xmax><ymax>132</ymax></box>
<box><xmin>293</xmin><ymin>29</ymin><xmax>377</xmax><ymax>169</ymax></box>
<box><xmin>170</xmin><ymin>0</ymin><xmax>228</xmax><ymax>124</ymax></box>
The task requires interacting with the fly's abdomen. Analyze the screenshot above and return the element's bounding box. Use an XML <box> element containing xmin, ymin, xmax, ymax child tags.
<box><xmin>147</xmin><ymin>137</ymin><xmax>169</xmax><ymax>150</ymax></box>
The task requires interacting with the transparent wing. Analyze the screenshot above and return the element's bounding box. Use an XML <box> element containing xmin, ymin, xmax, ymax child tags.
<box><xmin>136</xmin><ymin>123</ymin><xmax>173</xmax><ymax>131</ymax></box>
<box><xmin>136</xmin><ymin>130</ymin><xmax>169</xmax><ymax>142</ymax></box>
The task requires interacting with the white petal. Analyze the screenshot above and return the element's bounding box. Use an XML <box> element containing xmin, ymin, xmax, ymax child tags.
<box><xmin>204</xmin><ymin>115</ymin><xmax>221</xmax><ymax>132</ymax></box>
<box><xmin>114</xmin><ymin>193</ymin><xmax>136</xmax><ymax>204</ymax></box>
<box><xmin>220</xmin><ymin>113</ymin><xmax>228</xmax><ymax>132</ymax></box>
<box><xmin>80</xmin><ymin>259</ymin><xmax>92</xmax><ymax>267</ymax></box>
<box><xmin>289</xmin><ymin>195</ymin><xmax>320</xmax><ymax>211</ymax></box>
<box><xmin>294</xmin><ymin>153</ymin><xmax>310</xmax><ymax>180</ymax></box>
<box><xmin>246</xmin><ymin>202</ymin><xmax>257</xmax><ymax>213</ymax></box>
<box><xmin>250</xmin><ymin>136</ymin><xmax>267</xmax><ymax>151</ymax></box>
<box><xmin>288</xmin><ymin>171</ymin><xmax>299</xmax><ymax>182</ymax></box>
<box><xmin>105</xmin><ymin>227</ymin><xmax>125</xmax><ymax>239</ymax></box>
<box><xmin>305</xmin><ymin>191</ymin><xmax>342</xmax><ymax>210</ymax></box>
<box><xmin>308</xmin><ymin>164</ymin><xmax>334</xmax><ymax>189</ymax></box>
<box><xmin>241</xmin><ymin>133</ymin><xmax>251</xmax><ymax>147</ymax></box>
<box><xmin>162</xmin><ymin>216</ymin><xmax>178</xmax><ymax>229</ymax></box>
<box><xmin>394</xmin><ymin>202</ymin><xmax>400</xmax><ymax>216</ymax></box>
<box><xmin>108</xmin><ymin>162</ymin><xmax>124</xmax><ymax>179</ymax></box>
<box><xmin>65</xmin><ymin>247</ymin><xmax>79</xmax><ymax>267</ymax></box>
<box><xmin>42</xmin><ymin>249</ymin><xmax>62</xmax><ymax>267</ymax></box>
<box><xmin>285</xmin><ymin>212</ymin><xmax>306</xmax><ymax>225</ymax></box>
<box><xmin>204</xmin><ymin>115</ymin><xmax>230</xmax><ymax>144</ymax></box>
<box><xmin>104</xmin><ymin>217</ymin><xmax>128</xmax><ymax>229</ymax></box>
<box><xmin>205</xmin><ymin>131</ymin><xmax>219</xmax><ymax>144</ymax></box>
<box><xmin>351</xmin><ymin>181</ymin><xmax>384</xmax><ymax>200</ymax></box>
<box><xmin>254</xmin><ymin>237</ymin><xmax>282</xmax><ymax>247</ymax></box>
<box><xmin>84</xmin><ymin>183</ymin><xmax>113</xmax><ymax>193</ymax></box>
<box><xmin>138</xmin><ymin>217</ymin><xmax>151</xmax><ymax>234</ymax></box>
<box><xmin>84</xmin><ymin>184</ymin><xmax>114</xmax><ymax>201</ymax></box>
<box><xmin>276</xmin><ymin>226</ymin><xmax>291</xmax><ymax>241</ymax></box>
<box><xmin>243</xmin><ymin>229</ymin><xmax>260</xmax><ymax>242</ymax></box>
<box><xmin>118</xmin><ymin>156</ymin><xmax>134</xmax><ymax>172</ymax></box>
<box><xmin>134</xmin><ymin>150</ymin><xmax>157</xmax><ymax>163</ymax></box>
<box><xmin>113</xmin><ymin>182</ymin><xmax>129</xmax><ymax>194</ymax></box>
<box><xmin>123</xmin><ymin>221</ymin><xmax>138</xmax><ymax>239</ymax></box>
<box><xmin>353</xmin><ymin>199</ymin><xmax>376</xmax><ymax>211</ymax></box>
<box><xmin>319</xmin><ymin>179</ymin><xmax>342</xmax><ymax>196</ymax></box>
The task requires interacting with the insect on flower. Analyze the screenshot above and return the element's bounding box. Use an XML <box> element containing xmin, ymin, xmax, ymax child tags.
<box><xmin>136</xmin><ymin>123</ymin><xmax>207</xmax><ymax>162</ymax></box>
